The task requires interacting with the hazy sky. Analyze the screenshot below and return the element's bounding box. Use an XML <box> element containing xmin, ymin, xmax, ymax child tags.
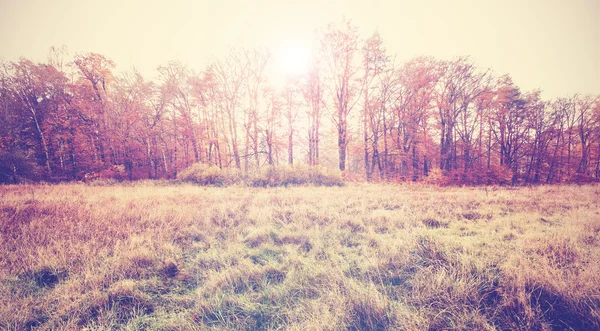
<box><xmin>1</xmin><ymin>0</ymin><xmax>598</xmax><ymax>99</ymax></box>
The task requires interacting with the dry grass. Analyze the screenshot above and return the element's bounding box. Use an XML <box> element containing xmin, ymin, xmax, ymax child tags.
<box><xmin>1</xmin><ymin>183</ymin><xmax>599</xmax><ymax>330</ymax></box>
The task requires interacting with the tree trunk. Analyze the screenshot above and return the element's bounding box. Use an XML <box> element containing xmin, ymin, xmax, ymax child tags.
<box><xmin>338</xmin><ymin>117</ymin><xmax>347</xmax><ymax>171</ymax></box>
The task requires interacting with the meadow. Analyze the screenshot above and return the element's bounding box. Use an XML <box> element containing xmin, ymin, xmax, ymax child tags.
<box><xmin>1</xmin><ymin>183</ymin><xmax>599</xmax><ymax>330</ymax></box>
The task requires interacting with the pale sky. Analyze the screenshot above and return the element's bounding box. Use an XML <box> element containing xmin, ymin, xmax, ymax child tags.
<box><xmin>1</xmin><ymin>0</ymin><xmax>598</xmax><ymax>99</ymax></box>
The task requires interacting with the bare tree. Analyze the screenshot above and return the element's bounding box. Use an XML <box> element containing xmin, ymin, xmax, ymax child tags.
<box><xmin>211</xmin><ymin>49</ymin><xmax>249</xmax><ymax>169</ymax></box>
<box><xmin>320</xmin><ymin>19</ymin><xmax>362</xmax><ymax>171</ymax></box>
<box><xmin>436</xmin><ymin>57</ymin><xmax>490</xmax><ymax>175</ymax></box>
<box><xmin>243</xmin><ymin>49</ymin><xmax>269</xmax><ymax>171</ymax></box>
<box><xmin>361</xmin><ymin>32</ymin><xmax>387</xmax><ymax>180</ymax></box>
<box><xmin>302</xmin><ymin>61</ymin><xmax>325</xmax><ymax>166</ymax></box>
<box><xmin>282</xmin><ymin>78</ymin><xmax>301</xmax><ymax>165</ymax></box>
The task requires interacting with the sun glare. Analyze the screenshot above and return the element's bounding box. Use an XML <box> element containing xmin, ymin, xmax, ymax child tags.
<box><xmin>276</xmin><ymin>42</ymin><xmax>310</xmax><ymax>76</ymax></box>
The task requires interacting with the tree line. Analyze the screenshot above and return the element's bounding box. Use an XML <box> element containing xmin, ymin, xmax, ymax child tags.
<box><xmin>1</xmin><ymin>20</ymin><xmax>599</xmax><ymax>184</ymax></box>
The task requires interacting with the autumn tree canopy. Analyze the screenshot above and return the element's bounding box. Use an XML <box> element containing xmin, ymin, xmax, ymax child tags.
<box><xmin>1</xmin><ymin>20</ymin><xmax>599</xmax><ymax>184</ymax></box>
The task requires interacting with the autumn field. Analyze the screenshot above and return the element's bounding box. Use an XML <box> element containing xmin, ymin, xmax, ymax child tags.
<box><xmin>1</xmin><ymin>183</ymin><xmax>600</xmax><ymax>330</ymax></box>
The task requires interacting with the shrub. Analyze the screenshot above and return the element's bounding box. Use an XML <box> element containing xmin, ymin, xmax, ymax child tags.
<box><xmin>250</xmin><ymin>166</ymin><xmax>296</xmax><ymax>187</ymax></box>
<box><xmin>178</xmin><ymin>163</ymin><xmax>344</xmax><ymax>187</ymax></box>
<box><xmin>177</xmin><ymin>163</ymin><xmax>227</xmax><ymax>186</ymax></box>
<box><xmin>0</xmin><ymin>151</ymin><xmax>40</xmax><ymax>184</ymax></box>
<box><xmin>423</xmin><ymin>168</ymin><xmax>445</xmax><ymax>185</ymax></box>
<box><xmin>486</xmin><ymin>164</ymin><xmax>513</xmax><ymax>185</ymax></box>
<box><xmin>250</xmin><ymin>165</ymin><xmax>344</xmax><ymax>187</ymax></box>
<box><xmin>222</xmin><ymin>167</ymin><xmax>243</xmax><ymax>185</ymax></box>
<box><xmin>309</xmin><ymin>166</ymin><xmax>344</xmax><ymax>186</ymax></box>
<box><xmin>341</xmin><ymin>170</ymin><xmax>363</xmax><ymax>182</ymax></box>
<box><xmin>568</xmin><ymin>172</ymin><xmax>596</xmax><ymax>184</ymax></box>
<box><xmin>98</xmin><ymin>165</ymin><xmax>126</xmax><ymax>181</ymax></box>
<box><xmin>422</xmin><ymin>164</ymin><xmax>515</xmax><ymax>186</ymax></box>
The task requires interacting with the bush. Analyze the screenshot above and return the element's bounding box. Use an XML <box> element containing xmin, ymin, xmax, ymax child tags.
<box><xmin>422</xmin><ymin>168</ymin><xmax>445</xmax><ymax>185</ymax></box>
<box><xmin>568</xmin><ymin>173</ymin><xmax>596</xmax><ymax>184</ymax></box>
<box><xmin>222</xmin><ymin>167</ymin><xmax>243</xmax><ymax>185</ymax></box>
<box><xmin>309</xmin><ymin>166</ymin><xmax>344</xmax><ymax>186</ymax></box>
<box><xmin>98</xmin><ymin>165</ymin><xmax>126</xmax><ymax>181</ymax></box>
<box><xmin>177</xmin><ymin>163</ymin><xmax>227</xmax><ymax>186</ymax></box>
<box><xmin>0</xmin><ymin>151</ymin><xmax>40</xmax><ymax>184</ymax></box>
<box><xmin>250</xmin><ymin>165</ymin><xmax>343</xmax><ymax>187</ymax></box>
<box><xmin>486</xmin><ymin>164</ymin><xmax>513</xmax><ymax>185</ymax></box>
<box><xmin>178</xmin><ymin>163</ymin><xmax>344</xmax><ymax>187</ymax></box>
<box><xmin>421</xmin><ymin>164</ymin><xmax>515</xmax><ymax>186</ymax></box>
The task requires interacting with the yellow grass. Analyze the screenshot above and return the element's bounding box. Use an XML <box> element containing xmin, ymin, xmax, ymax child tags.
<box><xmin>1</xmin><ymin>183</ymin><xmax>599</xmax><ymax>330</ymax></box>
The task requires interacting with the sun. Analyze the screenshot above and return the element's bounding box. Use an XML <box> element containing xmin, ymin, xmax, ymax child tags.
<box><xmin>276</xmin><ymin>41</ymin><xmax>310</xmax><ymax>76</ymax></box>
